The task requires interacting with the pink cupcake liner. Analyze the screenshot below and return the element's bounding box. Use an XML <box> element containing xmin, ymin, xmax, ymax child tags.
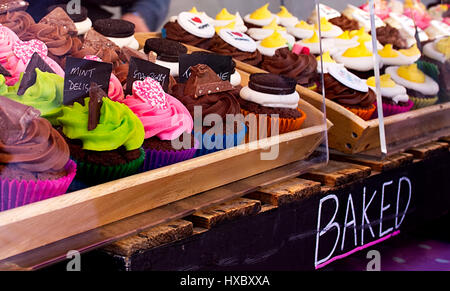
<box><xmin>371</xmin><ymin>100</ymin><xmax>414</xmax><ymax>119</ymax></box>
<box><xmin>0</xmin><ymin>160</ymin><xmax>77</xmax><ymax>212</ymax></box>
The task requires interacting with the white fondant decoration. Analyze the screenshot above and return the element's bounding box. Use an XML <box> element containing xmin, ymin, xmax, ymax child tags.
<box><xmin>349</xmin><ymin>4</ymin><xmax>385</xmax><ymax>29</ymax></box>
<box><xmin>389</xmin><ymin>12</ymin><xmax>429</xmax><ymax>42</ymax></box>
<box><xmin>328</xmin><ymin>63</ymin><xmax>369</xmax><ymax>92</ymax></box>
<box><xmin>219</xmin><ymin>29</ymin><xmax>257</xmax><ymax>52</ymax></box>
<box><xmin>177</xmin><ymin>12</ymin><xmax>215</xmax><ymax>38</ymax></box>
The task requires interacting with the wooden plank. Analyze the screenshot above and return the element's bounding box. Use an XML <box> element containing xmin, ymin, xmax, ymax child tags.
<box><xmin>187</xmin><ymin>198</ymin><xmax>261</xmax><ymax>229</ymax></box>
<box><xmin>102</xmin><ymin>220</ymin><xmax>193</xmax><ymax>257</ymax></box>
<box><xmin>407</xmin><ymin>142</ymin><xmax>449</xmax><ymax>160</ymax></box>
<box><xmin>439</xmin><ymin>136</ymin><xmax>450</xmax><ymax>144</ymax></box>
<box><xmin>301</xmin><ymin>161</ymin><xmax>371</xmax><ymax>187</ymax></box>
<box><xmin>246</xmin><ymin>178</ymin><xmax>321</xmax><ymax>206</ymax></box>
<box><xmin>330</xmin><ymin>152</ymin><xmax>414</xmax><ymax>172</ymax></box>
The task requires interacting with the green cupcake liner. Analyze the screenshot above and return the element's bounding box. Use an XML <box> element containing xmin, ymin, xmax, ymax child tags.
<box><xmin>73</xmin><ymin>148</ymin><xmax>145</xmax><ymax>185</ymax></box>
<box><xmin>416</xmin><ymin>60</ymin><xmax>440</xmax><ymax>82</ymax></box>
<box><xmin>409</xmin><ymin>96</ymin><xmax>439</xmax><ymax>110</ymax></box>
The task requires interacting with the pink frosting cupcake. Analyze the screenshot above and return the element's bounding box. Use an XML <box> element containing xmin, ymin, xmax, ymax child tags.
<box><xmin>404</xmin><ymin>9</ymin><xmax>431</xmax><ymax>30</ymax></box>
<box><xmin>121</xmin><ymin>77</ymin><xmax>197</xmax><ymax>171</ymax></box>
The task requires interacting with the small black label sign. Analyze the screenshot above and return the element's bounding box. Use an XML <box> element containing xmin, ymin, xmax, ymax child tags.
<box><xmin>63</xmin><ymin>57</ymin><xmax>112</xmax><ymax>105</ymax></box>
<box><xmin>125</xmin><ymin>57</ymin><xmax>170</xmax><ymax>94</ymax></box>
<box><xmin>178</xmin><ymin>53</ymin><xmax>233</xmax><ymax>83</ymax></box>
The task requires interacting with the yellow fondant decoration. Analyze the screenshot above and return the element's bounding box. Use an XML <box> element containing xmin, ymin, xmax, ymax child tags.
<box><xmin>337</xmin><ymin>31</ymin><xmax>352</xmax><ymax>40</ymax></box>
<box><xmin>295</xmin><ymin>20</ymin><xmax>314</xmax><ymax>30</ymax></box>
<box><xmin>215</xmin><ymin>21</ymin><xmax>236</xmax><ymax>33</ymax></box>
<box><xmin>378</xmin><ymin>44</ymin><xmax>400</xmax><ymax>58</ymax></box>
<box><xmin>317</xmin><ymin>51</ymin><xmax>336</xmax><ymax>63</ymax></box>
<box><xmin>250</xmin><ymin>3</ymin><xmax>272</xmax><ymax>20</ymax></box>
<box><xmin>277</xmin><ymin>6</ymin><xmax>293</xmax><ymax>18</ymax></box>
<box><xmin>399</xmin><ymin>44</ymin><xmax>420</xmax><ymax>56</ymax></box>
<box><xmin>263</xmin><ymin>18</ymin><xmax>286</xmax><ymax>31</ymax></box>
<box><xmin>350</xmin><ymin>28</ymin><xmax>371</xmax><ymax>43</ymax></box>
<box><xmin>189</xmin><ymin>7</ymin><xmax>200</xmax><ymax>14</ymax></box>
<box><xmin>303</xmin><ymin>30</ymin><xmax>319</xmax><ymax>43</ymax></box>
<box><xmin>342</xmin><ymin>42</ymin><xmax>373</xmax><ymax>57</ymax></box>
<box><xmin>397</xmin><ymin>64</ymin><xmax>426</xmax><ymax>83</ymax></box>
<box><xmin>216</xmin><ymin>8</ymin><xmax>236</xmax><ymax>20</ymax></box>
<box><xmin>261</xmin><ymin>30</ymin><xmax>287</xmax><ymax>48</ymax></box>
<box><xmin>314</xmin><ymin>17</ymin><xmax>333</xmax><ymax>32</ymax></box>
<box><xmin>366</xmin><ymin>74</ymin><xmax>396</xmax><ymax>88</ymax></box>
<box><xmin>436</xmin><ymin>37</ymin><xmax>450</xmax><ymax>59</ymax></box>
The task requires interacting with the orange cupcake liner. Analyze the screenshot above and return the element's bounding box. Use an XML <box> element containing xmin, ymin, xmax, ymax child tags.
<box><xmin>343</xmin><ymin>103</ymin><xmax>376</xmax><ymax>121</ymax></box>
<box><xmin>240</xmin><ymin>108</ymin><xmax>307</xmax><ymax>141</ymax></box>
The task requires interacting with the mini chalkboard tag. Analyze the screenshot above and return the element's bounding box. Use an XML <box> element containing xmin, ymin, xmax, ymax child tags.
<box><xmin>63</xmin><ymin>56</ymin><xmax>112</xmax><ymax>106</ymax></box>
<box><xmin>178</xmin><ymin>52</ymin><xmax>233</xmax><ymax>83</ymax></box>
<box><xmin>125</xmin><ymin>56</ymin><xmax>170</xmax><ymax>95</ymax></box>
<box><xmin>17</xmin><ymin>52</ymin><xmax>55</xmax><ymax>95</ymax></box>
<box><xmin>0</xmin><ymin>63</ymin><xmax>11</xmax><ymax>77</ymax></box>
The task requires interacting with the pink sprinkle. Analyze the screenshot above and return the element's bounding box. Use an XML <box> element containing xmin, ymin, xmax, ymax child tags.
<box><xmin>132</xmin><ymin>77</ymin><xmax>168</xmax><ymax>109</ymax></box>
<box><xmin>301</xmin><ymin>46</ymin><xmax>310</xmax><ymax>55</ymax></box>
<box><xmin>291</xmin><ymin>43</ymin><xmax>304</xmax><ymax>55</ymax></box>
<box><xmin>13</xmin><ymin>39</ymin><xmax>48</xmax><ymax>64</ymax></box>
<box><xmin>84</xmin><ymin>55</ymin><xmax>102</xmax><ymax>62</ymax></box>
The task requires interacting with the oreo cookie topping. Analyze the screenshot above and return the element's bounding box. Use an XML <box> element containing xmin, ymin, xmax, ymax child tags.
<box><xmin>93</xmin><ymin>18</ymin><xmax>135</xmax><ymax>38</ymax></box>
<box><xmin>144</xmin><ymin>38</ymin><xmax>187</xmax><ymax>62</ymax></box>
<box><xmin>249</xmin><ymin>73</ymin><xmax>297</xmax><ymax>95</ymax></box>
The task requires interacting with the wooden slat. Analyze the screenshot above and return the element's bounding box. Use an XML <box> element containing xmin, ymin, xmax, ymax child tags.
<box><xmin>407</xmin><ymin>142</ymin><xmax>449</xmax><ymax>160</ymax></box>
<box><xmin>439</xmin><ymin>136</ymin><xmax>450</xmax><ymax>144</ymax></box>
<box><xmin>330</xmin><ymin>152</ymin><xmax>414</xmax><ymax>172</ymax></box>
<box><xmin>301</xmin><ymin>161</ymin><xmax>371</xmax><ymax>187</ymax></box>
<box><xmin>246</xmin><ymin>178</ymin><xmax>321</xmax><ymax>206</ymax></box>
<box><xmin>102</xmin><ymin>220</ymin><xmax>193</xmax><ymax>257</ymax></box>
<box><xmin>187</xmin><ymin>198</ymin><xmax>261</xmax><ymax>229</ymax></box>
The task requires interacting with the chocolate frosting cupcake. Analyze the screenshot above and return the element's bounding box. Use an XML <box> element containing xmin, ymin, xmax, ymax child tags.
<box><xmin>260</xmin><ymin>48</ymin><xmax>318</xmax><ymax>88</ymax></box>
<box><xmin>374</xmin><ymin>24</ymin><xmax>409</xmax><ymax>50</ymax></box>
<box><xmin>209</xmin><ymin>34</ymin><xmax>262</xmax><ymax>66</ymax></box>
<box><xmin>329</xmin><ymin>15</ymin><xmax>360</xmax><ymax>31</ymax></box>
<box><xmin>320</xmin><ymin>73</ymin><xmax>376</xmax><ymax>107</ymax></box>
<box><xmin>0</xmin><ymin>11</ymin><xmax>35</xmax><ymax>39</ymax></box>
<box><xmin>163</xmin><ymin>21</ymin><xmax>212</xmax><ymax>50</ymax></box>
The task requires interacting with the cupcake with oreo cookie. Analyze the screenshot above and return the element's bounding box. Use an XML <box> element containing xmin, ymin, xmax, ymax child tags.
<box><xmin>48</xmin><ymin>4</ymin><xmax>92</xmax><ymax>36</ymax></box>
<box><xmin>239</xmin><ymin>73</ymin><xmax>306</xmax><ymax>137</ymax></box>
<box><xmin>144</xmin><ymin>38</ymin><xmax>187</xmax><ymax>78</ymax></box>
<box><xmin>163</xmin><ymin>11</ymin><xmax>215</xmax><ymax>50</ymax></box>
<box><xmin>92</xmin><ymin>18</ymin><xmax>139</xmax><ymax>50</ymax></box>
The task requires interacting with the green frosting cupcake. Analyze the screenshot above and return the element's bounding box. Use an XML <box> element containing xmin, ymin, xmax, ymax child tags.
<box><xmin>58</xmin><ymin>97</ymin><xmax>145</xmax><ymax>151</ymax></box>
<box><xmin>3</xmin><ymin>69</ymin><xmax>64</xmax><ymax>126</ymax></box>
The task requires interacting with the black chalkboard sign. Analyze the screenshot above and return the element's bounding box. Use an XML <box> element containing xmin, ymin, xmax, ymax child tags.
<box><xmin>178</xmin><ymin>53</ymin><xmax>233</xmax><ymax>83</ymax></box>
<box><xmin>63</xmin><ymin>57</ymin><xmax>112</xmax><ymax>105</ymax></box>
<box><xmin>125</xmin><ymin>57</ymin><xmax>170</xmax><ymax>95</ymax></box>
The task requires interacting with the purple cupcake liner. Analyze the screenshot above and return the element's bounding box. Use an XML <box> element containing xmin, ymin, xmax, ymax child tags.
<box><xmin>141</xmin><ymin>139</ymin><xmax>199</xmax><ymax>171</ymax></box>
<box><xmin>0</xmin><ymin>160</ymin><xmax>77</xmax><ymax>212</ymax></box>
<box><xmin>371</xmin><ymin>100</ymin><xmax>414</xmax><ymax>119</ymax></box>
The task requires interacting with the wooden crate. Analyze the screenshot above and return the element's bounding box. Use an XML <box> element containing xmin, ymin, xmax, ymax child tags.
<box><xmin>0</xmin><ymin>65</ymin><xmax>330</xmax><ymax>261</ymax></box>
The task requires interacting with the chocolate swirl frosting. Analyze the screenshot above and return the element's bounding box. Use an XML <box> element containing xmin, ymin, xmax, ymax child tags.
<box><xmin>374</xmin><ymin>24</ymin><xmax>409</xmax><ymax>50</ymax></box>
<box><xmin>163</xmin><ymin>21</ymin><xmax>212</xmax><ymax>50</ymax></box>
<box><xmin>261</xmin><ymin>48</ymin><xmax>318</xmax><ymax>87</ymax></box>
<box><xmin>320</xmin><ymin>73</ymin><xmax>376</xmax><ymax>107</ymax></box>
<box><xmin>0</xmin><ymin>11</ymin><xmax>35</xmax><ymax>39</ymax></box>
<box><xmin>329</xmin><ymin>15</ymin><xmax>360</xmax><ymax>31</ymax></box>
<box><xmin>0</xmin><ymin>97</ymin><xmax>69</xmax><ymax>173</ymax></box>
<box><xmin>209</xmin><ymin>35</ymin><xmax>262</xmax><ymax>66</ymax></box>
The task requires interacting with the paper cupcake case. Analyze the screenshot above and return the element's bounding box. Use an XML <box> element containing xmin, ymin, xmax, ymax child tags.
<box><xmin>241</xmin><ymin>108</ymin><xmax>307</xmax><ymax>139</ymax></box>
<box><xmin>371</xmin><ymin>100</ymin><xmax>414</xmax><ymax>119</ymax></box>
<box><xmin>141</xmin><ymin>139</ymin><xmax>200</xmax><ymax>171</ymax></box>
<box><xmin>0</xmin><ymin>160</ymin><xmax>77</xmax><ymax>212</ymax></box>
<box><xmin>194</xmin><ymin>122</ymin><xmax>247</xmax><ymax>157</ymax></box>
<box><xmin>73</xmin><ymin>148</ymin><xmax>145</xmax><ymax>185</ymax></box>
<box><xmin>343</xmin><ymin>104</ymin><xmax>376</xmax><ymax>121</ymax></box>
<box><xmin>409</xmin><ymin>96</ymin><xmax>439</xmax><ymax>110</ymax></box>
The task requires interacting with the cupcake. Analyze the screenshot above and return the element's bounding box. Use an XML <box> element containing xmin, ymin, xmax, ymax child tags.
<box><xmin>329</xmin><ymin>15</ymin><xmax>360</xmax><ymax>31</ymax></box>
<box><xmin>239</xmin><ymin>73</ymin><xmax>306</xmax><ymax>137</ymax></box>
<box><xmin>312</xmin><ymin>17</ymin><xmax>343</xmax><ymax>38</ymax></box>
<box><xmin>0</xmin><ymin>10</ymin><xmax>35</xmax><ymax>39</ymax></box>
<box><xmin>121</xmin><ymin>77</ymin><xmax>197</xmax><ymax>171</ymax></box>
<box><xmin>422</xmin><ymin>37</ymin><xmax>450</xmax><ymax>101</ymax></box>
<box><xmin>260</xmin><ymin>47</ymin><xmax>318</xmax><ymax>90</ymax></box>
<box><xmin>348</xmin><ymin>28</ymin><xmax>383</xmax><ymax>51</ymax></box>
<box><xmin>256</xmin><ymin>30</ymin><xmax>293</xmax><ymax>57</ymax></box>
<box><xmin>333</xmin><ymin>30</ymin><xmax>360</xmax><ymax>52</ymax></box>
<box><xmin>143</xmin><ymin>38</ymin><xmax>187</xmax><ymax>78</ymax></box>
<box><xmin>209</xmin><ymin>27</ymin><xmax>262</xmax><ymax>67</ymax></box>
<box><xmin>425</xmin><ymin>20</ymin><xmax>450</xmax><ymax>40</ymax></box>
<box><xmin>333</xmin><ymin>42</ymin><xmax>376</xmax><ymax>79</ymax></box>
<box><xmin>57</xmin><ymin>85</ymin><xmax>145</xmax><ymax>184</ymax></box>
<box><xmin>308</xmin><ymin>3</ymin><xmax>342</xmax><ymax>24</ymax></box>
<box><xmin>287</xmin><ymin>20</ymin><xmax>315</xmax><ymax>40</ymax></box>
<box><xmin>213</xmin><ymin>8</ymin><xmax>247</xmax><ymax>33</ymax></box>
<box><xmin>48</xmin><ymin>4</ymin><xmax>92</xmax><ymax>36</ymax></box>
<box><xmin>298</xmin><ymin>31</ymin><xmax>336</xmax><ymax>56</ymax></box>
<box><xmin>360</xmin><ymin>0</ymin><xmax>392</xmax><ymax>20</ymax></box>
<box><xmin>342</xmin><ymin>4</ymin><xmax>386</xmax><ymax>31</ymax></box>
<box><xmin>172</xmin><ymin>64</ymin><xmax>246</xmax><ymax>156</ymax></box>
<box><xmin>0</xmin><ymin>96</ymin><xmax>76</xmax><ymax>211</ymax></box>
<box><xmin>92</xmin><ymin>19</ymin><xmax>139</xmax><ymax>50</ymax></box>
<box><xmin>163</xmin><ymin>11</ymin><xmax>215</xmax><ymax>50</ymax></box>
<box><xmin>385</xmin><ymin>64</ymin><xmax>440</xmax><ymax>109</ymax></box>
<box><xmin>276</xmin><ymin>6</ymin><xmax>298</xmax><ymax>28</ymax></box>
<box><xmin>319</xmin><ymin>65</ymin><xmax>377</xmax><ymax>120</ymax></box>
<box><xmin>247</xmin><ymin>18</ymin><xmax>294</xmax><ymax>42</ymax></box>
<box><xmin>378</xmin><ymin>44</ymin><xmax>421</xmax><ymax>66</ymax></box>
<box><xmin>243</xmin><ymin>3</ymin><xmax>279</xmax><ymax>29</ymax></box>
<box><xmin>403</xmin><ymin>4</ymin><xmax>431</xmax><ymax>30</ymax></box>
<box><xmin>384</xmin><ymin>12</ymin><xmax>429</xmax><ymax>44</ymax></box>
<box><xmin>366</xmin><ymin>74</ymin><xmax>413</xmax><ymax>118</ymax></box>
<box><xmin>374</xmin><ymin>23</ymin><xmax>409</xmax><ymax>50</ymax></box>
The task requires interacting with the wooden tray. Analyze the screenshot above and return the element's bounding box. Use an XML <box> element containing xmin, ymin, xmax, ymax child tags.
<box><xmin>0</xmin><ymin>68</ymin><xmax>330</xmax><ymax>261</ymax></box>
